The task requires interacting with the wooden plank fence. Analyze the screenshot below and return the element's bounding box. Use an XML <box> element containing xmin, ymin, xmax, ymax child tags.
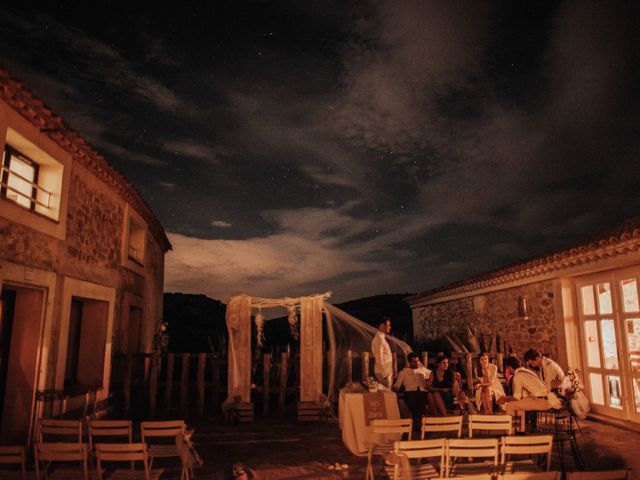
<box><xmin>111</xmin><ymin>350</ymin><xmax>506</xmax><ymax>419</ymax></box>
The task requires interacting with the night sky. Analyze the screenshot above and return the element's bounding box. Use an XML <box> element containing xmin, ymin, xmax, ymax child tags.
<box><xmin>1</xmin><ymin>3</ymin><xmax>639</xmax><ymax>303</ymax></box>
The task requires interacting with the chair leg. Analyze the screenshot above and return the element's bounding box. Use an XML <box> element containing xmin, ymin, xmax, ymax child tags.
<box><xmin>365</xmin><ymin>453</ymin><xmax>374</xmax><ymax>480</ymax></box>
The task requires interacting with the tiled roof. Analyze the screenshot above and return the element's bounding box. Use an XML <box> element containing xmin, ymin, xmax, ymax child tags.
<box><xmin>0</xmin><ymin>68</ymin><xmax>171</xmax><ymax>252</ymax></box>
<box><xmin>406</xmin><ymin>216</ymin><xmax>640</xmax><ymax>305</ymax></box>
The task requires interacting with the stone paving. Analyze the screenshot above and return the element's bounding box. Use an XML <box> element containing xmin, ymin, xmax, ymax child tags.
<box><xmin>178</xmin><ymin>415</ymin><xmax>640</xmax><ymax>479</ymax></box>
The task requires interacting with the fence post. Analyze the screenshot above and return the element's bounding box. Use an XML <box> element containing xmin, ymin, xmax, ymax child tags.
<box><xmin>123</xmin><ymin>354</ymin><xmax>132</xmax><ymax>417</ymax></box>
<box><xmin>197</xmin><ymin>353</ymin><xmax>206</xmax><ymax>417</ymax></box>
<box><xmin>149</xmin><ymin>351</ymin><xmax>160</xmax><ymax>418</ymax></box>
<box><xmin>362</xmin><ymin>351</ymin><xmax>370</xmax><ymax>381</ymax></box>
<box><xmin>278</xmin><ymin>352</ymin><xmax>288</xmax><ymax>417</ymax></box>
<box><xmin>180</xmin><ymin>353</ymin><xmax>190</xmax><ymax>418</ymax></box>
<box><xmin>421</xmin><ymin>351</ymin><xmax>429</xmax><ymax>369</ymax></box>
<box><xmin>465</xmin><ymin>353</ymin><xmax>474</xmax><ymax>392</ymax></box>
<box><xmin>496</xmin><ymin>353</ymin><xmax>504</xmax><ymax>373</ymax></box>
<box><xmin>263</xmin><ymin>353</ymin><xmax>271</xmax><ymax>416</ymax></box>
<box><xmin>164</xmin><ymin>353</ymin><xmax>174</xmax><ymax>415</ymax></box>
<box><xmin>346</xmin><ymin>350</ymin><xmax>353</xmax><ymax>384</ymax></box>
<box><xmin>211</xmin><ymin>354</ymin><xmax>220</xmax><ymax>408</ymax></box>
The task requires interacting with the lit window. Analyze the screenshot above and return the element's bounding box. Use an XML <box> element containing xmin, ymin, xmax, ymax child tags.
<box><xmin>1</xmin><ymin>145</ymin><xmax>46</xmax><ymax>210</ymax></box>
<box><xmin>127</xmin><ymin>216</ymin><xmax>146</xmax><ymax>265</ymax></box>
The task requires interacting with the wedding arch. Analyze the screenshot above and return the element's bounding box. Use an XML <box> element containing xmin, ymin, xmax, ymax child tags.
<box><xmin>224</xmin><ymin>292</ymin><xmax>411</xmax><ymax>420</ymax></box>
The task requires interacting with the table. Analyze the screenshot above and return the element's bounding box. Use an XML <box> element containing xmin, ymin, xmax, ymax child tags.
<box><xmin>338</xmin><ymin>390</ymin><xmax>400</xmax><ymax>456</ymax></box>
<box><xmin>536</xmin><ymin>406</ymin><xmax>585</xmax><ymax>472</ymax></box>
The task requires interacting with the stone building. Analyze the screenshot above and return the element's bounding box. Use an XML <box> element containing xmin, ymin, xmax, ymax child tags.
<box><xmin>407</xmin><ymin>218</ymin><xmax>640</xmax><ymax>426</ymax></box>
<box><xmin>0</xmin><ymin>69</ymin><xmax>171</xmax><ymax>443</ymax></box>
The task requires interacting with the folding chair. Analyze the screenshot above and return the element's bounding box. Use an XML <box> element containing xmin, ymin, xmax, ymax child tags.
<box><xmin>0</xmin><ymin>446</ymin><xmax>27</xmax><ymax>480</ymax></box>
<box><xmin>502</xmin><ymin>472</ymin><xmax>561</xmax><ymax>480</ymax></box>
<box><xmin>95</xmin><ymin>443</ymin><xmax>163</xmax><ymax>480</ymax></box>
<box><xmin>445</xmin><ymin>438</ymin><xmax>499</xmax><ymax>478</ymax></box>
<box><xmin>140</xmin><ymin>420</ymin><xmax>189</xmax><ymax>479</ymax></box>
<box><xmin>421</xmin><ymin>416</ymin><xmax>463</xmax><ymax>439</ymax></box>
<box><xmin>501</xmin><ymin>435</ymin><xmax>553</xmax><ymax>473</ymax></box>
<box><xmin>38</xmin><ymin>419</ymin><xmax>83</xmax><ymax>443</ymax></box>
<box><xmin>392</xmin><ymin>438</ymin><xmax>446</xmax><ymax>479</ymax></box>
<box><xmin>89</xmin><ymin>420</ymin><xmax>133</xmax><ymax>452</ymax></box>
<box><xmin>365</xmin><ymin>418</ymin><xmax>412</xmax><ymax>480</ymax></box>
<box><xmin>34</xmin><ymin>442</ymin><xmax>89</xmax><ymax>480</ymax></box>
<box><xmin>468</xmin><ymin>414</ymin><xmax>513</xmax><ymax>438</ymax></box>
<box><xmin>566</xmin><ymin>470</ymin><xmax>632</xmax><ymax>480</ymax></box>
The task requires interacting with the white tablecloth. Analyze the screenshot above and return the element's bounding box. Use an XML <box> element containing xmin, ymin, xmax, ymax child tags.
<box><xmin>338</xmin><ymin>390</ymin><xmax>400</xmax><ymax>456</ymax></box>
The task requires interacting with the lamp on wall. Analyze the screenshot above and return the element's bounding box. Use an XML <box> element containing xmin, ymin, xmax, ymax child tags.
<box><xmin>517</xmin><ymin>295</ymin><xmax>530</xmax><ymax>320</ymax></box>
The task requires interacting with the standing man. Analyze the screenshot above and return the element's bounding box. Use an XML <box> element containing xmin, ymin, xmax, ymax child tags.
<box><xmin>372</xmin><ymin>317</ymin><xmax>393</xmax><ymax>389</ymax></box>
<box><xmin>524</xmin><ymin>349</ymin><xmax>565</xmax><ymax>391</ymax></box>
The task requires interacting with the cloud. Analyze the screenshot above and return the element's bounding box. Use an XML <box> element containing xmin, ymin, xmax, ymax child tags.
<box><xmin>162</xmin><ymin>140</ymin><xmax>231</xmax><ymax>163</ymax></box>
<box><xmin>211</xmin><ymin>220</ymin><xmax>232</xmax><ymax>228</ymax></box>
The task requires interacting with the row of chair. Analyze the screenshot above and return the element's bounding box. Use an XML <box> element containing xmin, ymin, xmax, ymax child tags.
<box><xmin>422</xmin><ymin>414</ymin><xmax>515</xmax><ymax>439</ymax></box>
<box><xmin>387</xmin><ymin>435</ymin><xmax>553</xmax><ymax>478</ymax></box>
<box><xmin>420</xmin><ymin>471</ymin><xmax>631</xmax><ymax>480</ymax></box>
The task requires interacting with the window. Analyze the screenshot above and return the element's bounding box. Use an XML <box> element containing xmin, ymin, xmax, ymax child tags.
<box><xmin>64</xmin><ymin>297</ymin><xmax>109</xmax><ymax>394</ymax></box>
<box><xmin>127</xmin><ymin>216</ymin><xmax>146</xmax><ymax>265</ymax></box>
<box><xmin>1</xmin><ymin>129</ymin><xmax>64</xmax><ymax>222</ymax></box>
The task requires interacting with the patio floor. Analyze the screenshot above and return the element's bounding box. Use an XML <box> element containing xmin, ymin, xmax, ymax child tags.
<box><xmin>173</xmin><ymin>414</ymin><xmax>640</xmax><ymax>479</ymax></box>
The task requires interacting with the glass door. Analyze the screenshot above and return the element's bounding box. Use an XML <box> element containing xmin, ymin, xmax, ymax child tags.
<box><xmin>577</xmin><ymin>279</ymin><xmax>627</xmax><ymax>419</ymax></box>
<box><xmin>618</xmin><ymin>275</ymin><xmax>640</xmax><ymax>423</ymax></box>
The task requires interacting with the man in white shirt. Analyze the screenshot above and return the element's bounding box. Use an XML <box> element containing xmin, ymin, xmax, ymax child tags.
<box><xmin>524</xmin><ymin>348</ymin><xmax>565</xmax><ymax>391</ymax></box>
<box><xmin>393</xmin><ymin>352</ymin><xmax>430</xmax><ymax>419</ymax></box>
<box><xmin>371</xmin><ymin>317</ymin><xmax>393</xmax><ymax>388</ymax></box>
<box><xmin>498</xmin><ymin>356</ymin><xmax>551</xmax><ymax>416</ymax></box>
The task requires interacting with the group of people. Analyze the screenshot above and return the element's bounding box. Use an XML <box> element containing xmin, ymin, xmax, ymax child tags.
<box><xmin>371</xmin><ymin>318</ymin><xmax>565</xmax><ymax>423</ymax></box>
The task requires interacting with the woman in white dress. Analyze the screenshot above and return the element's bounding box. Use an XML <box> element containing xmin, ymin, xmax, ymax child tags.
<box><xmin>474</xmin><ymin>353</ymin><xmax>505</xmax><ymax>414</ymax></box>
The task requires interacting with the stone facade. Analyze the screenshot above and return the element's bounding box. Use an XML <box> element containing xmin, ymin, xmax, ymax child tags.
<box><xmin>413</xmin><ymin>280</ymin><xmax>559</xmax><ymax>359</ymax></box>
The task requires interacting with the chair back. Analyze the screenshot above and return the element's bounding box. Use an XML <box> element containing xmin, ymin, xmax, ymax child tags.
<box><xmin>502</xmin><ymin>472</ymin><xmax>561</xmax><ymax>480</ymax></box>
<box><xmin>38</xmin><ymin>418</ymin><xmax>83</xmax><ymax>442</ymax></box>
<box><xmin>0</xmin><ymin>446</ymin><xmax>27</xmax><ymax>480</ymax></box>
<box><xmin>501</xmin><ymin>435</ymin><xmax>553</xmax><ymax>472</ymax></box>
<box><xmin>371</xmin><ymin>418</ymin><xmax>413</xmax><ymax>443</ymax></box>
<box><xmin>89</xmin><ymin>420</ymin><xmax>132</xmax><ymax>451</ymax></box>
<box><xmin>394</xmin><ymin>438</ymin><xmax>446</xmax><ymax>479</ymax></box>
<box><xmin>566</xmin><ymin>470</ymin><xmax>632</xmax><ymax>480</ymax></box>
<box><xmin>141</xmin><ymin>420</ymin><xmax>185</xmax><ymax>443</ymax></box>
<box><xmin>421</xmin><ymin>416</ymin><xmax>463</xmax><ymax>439</ymax></box>
<box><xmin>95</xmin><ymin>443</ymin><xmax>152</xmax><ymax>480</ymax></box>
<box><xmin>445</xmin><ymin>438</ymin><xmax>499</xmax><ymax>478</ymax></box>
<box><xmin>34</xmin><ymin>442</ymin><xmax>88</xmax><ymax>480</ymax></box>
<box><xmin>468</xmin><ymin>414</ymin><xmax>513</xmax><ymax>437</ymax></box>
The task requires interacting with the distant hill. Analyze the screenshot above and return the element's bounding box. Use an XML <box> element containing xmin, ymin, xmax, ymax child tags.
<box><xmin>162</xmin><ymin>292</ymin><xmax>415</xmax><ymax>352</ymax></box>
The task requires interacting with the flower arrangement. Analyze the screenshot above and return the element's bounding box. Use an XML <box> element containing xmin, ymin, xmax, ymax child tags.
<box><xmin>560</xmin><ymin>367</ymin><xmax>591</xmax><ymax>419</ymax></box>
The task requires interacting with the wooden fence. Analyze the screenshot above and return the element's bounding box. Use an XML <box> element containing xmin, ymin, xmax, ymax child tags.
<box><xmin>110</xmin><ymin>350</ymin><xmax>506</xmax><ymax>419</ymax></box>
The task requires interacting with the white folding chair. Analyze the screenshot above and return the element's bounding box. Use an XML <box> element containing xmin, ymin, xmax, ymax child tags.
<box><xmin>140</xmin><ymin>420</ymin><xmax>190</xmax><ymax>480</ymax></box>
<box><xmin>445</xmin><ymin>438</ymin><xmax>499</xmax><ymax>478</ymax></box>
<box><xmin>89</xmin><ymin>420</ymin><xmax>133</xmax><ymax>452</ymax></box>
<box><xmin>566</xmin><ymin>470</ymin><xmax>632</xmax><ymax>480</ymax></box>
<box><xmin>0</xmin><ymin>446</ymin><xmax>27</xmax><ymax>480</ymax></box>
<box><xmin>421</xmin><ymin>416</ymin><xmax>463</xmax><ymax>439</ymax></box>
<box><xmin>365</xmin><ymin>418</ymin><xmax>412</xmax><ymax>480</ymax></box>
<box><xmin>34</xmin><ymin>442</ymin><xmax>89</xmax><ymax>480</ymax></box>
<box><xmin>501</xmin><ymin>435</ymin><xmax>553</xmax><ymax>473</ymax></box>
<box><xmin>95</xmin><ymin>443</ymin><xmax>163</xmax><ymax>480</ymax></box>
<box><xmin>393</xmin><ymin>438</ymin><xmax>446</xmax><ymax>479</ymax></box>
<box><xmin>468</xmin><ymin>414</ymin><xmax>513</xmax><ymax>438</ymax></box>
<box><xmin>38</xmin><ymin>419</ymin><xmax>83</xmax><ymax>443</ymax></box>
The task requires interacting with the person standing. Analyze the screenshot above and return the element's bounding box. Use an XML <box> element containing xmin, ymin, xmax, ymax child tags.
<box><xmin>524</xmin><ymin>349</ymin><xmax>565</xmax><ymax>391</ymax></box>
<box><xmin>393</xmin><ymin>352</ymin><xmax>430</xmax><ymax>420</ymax></box>
<box><xmin>372</xmin><ymin>317</ymin><xmax>393</xmax><ymax>389</ymax></box>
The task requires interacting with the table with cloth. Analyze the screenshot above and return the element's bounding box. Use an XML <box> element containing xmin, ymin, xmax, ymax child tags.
<box><xmin>338</xmin><ymin>389</ymin><xmax>400</xmax><ymax>456</ymax></box>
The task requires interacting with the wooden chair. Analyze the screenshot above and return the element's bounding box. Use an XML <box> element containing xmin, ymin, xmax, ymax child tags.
<box><xmin>34</xmin><ymin>442</ymin><xmax>89</xmax><ymax>480</ymax></box>
<box><xmin>140</xmin><ymin>420</ymin><xmax>188</xmax><ymax>479</ymax></box>
<box><xmin>566</xmin><ymin>470</ymin><xmax>632</xmax><ymax>480</ymax></box>
<box><xmin>468</xmin><ymin>414</ymin><xmax>513</xmax><ymax>438</ymax></box>
<box><xmin>89</xmin><ymin>420</ymin><xmax>133</xmax><ymax>452</ymax></box>
<box><xmin>0</xmin><ymin>446</ymin><xmax>27</xmax><ymax>480</ymax></box>
<box><xmin>502</xmin><ymin>473</ymin><xmax>561</xmax><ymax>480</ymax></box>
<box><xmin>95</xmin><ymin>443</ymin><xmax>163</xmax><ymax>480</ymax></box>
<box><xmin>38</xmin><ymin>419</ymin><xmax>83</xmax><ymax>443</ymax></box>
<box><xmin>421</xmin><ymin>416</ymin><xmax>463</xmax><ymax>439</ymax></box>
<box><xmin>365</xmin><ymin>418</ymin><xmax>412</xmax><ymax>480</ymax></box>
<box><xmin>445</xmin><ymin>438</ymin><xmax>499</xmax><ymax>478</ymax></box>
<box><xmin>392</xmin><ymin>438</ymin><xmax>446</xmax><ymax>479</ymax></box>
<box><xmin>501</xmin><ymin>435</ymin><xmax>553</xmax><ymax>473</ymax></box>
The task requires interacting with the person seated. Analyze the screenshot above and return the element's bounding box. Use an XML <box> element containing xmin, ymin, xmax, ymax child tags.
<box><xmin>393</xmin><ymin>352</ymin><xmax>430</xmax><ymax>421</ymax></box>
<box><xmin>474</xmin><ymin>353</ymin><xmax>505</xmax><ymax>414</ymax></box>
<box><xmin>524</xmin><ymin>348</ymin><xmax>565</xmax><ymax>391</ymax></box>
<box><xmin>497</xmin><ymin>356</ymin><xmax>550</xmax><ymax>420</ymax></box>
<box><xmin>427</xmin><ymin>355</ymin><xmax>474</xmax><ymax>416</ymax></box>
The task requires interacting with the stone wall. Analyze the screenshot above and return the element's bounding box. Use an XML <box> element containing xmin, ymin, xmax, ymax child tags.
<box><xmin>413</xmin><ymin>280</ymin><xmax>559</xmax><ymax>359</ymax></box>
